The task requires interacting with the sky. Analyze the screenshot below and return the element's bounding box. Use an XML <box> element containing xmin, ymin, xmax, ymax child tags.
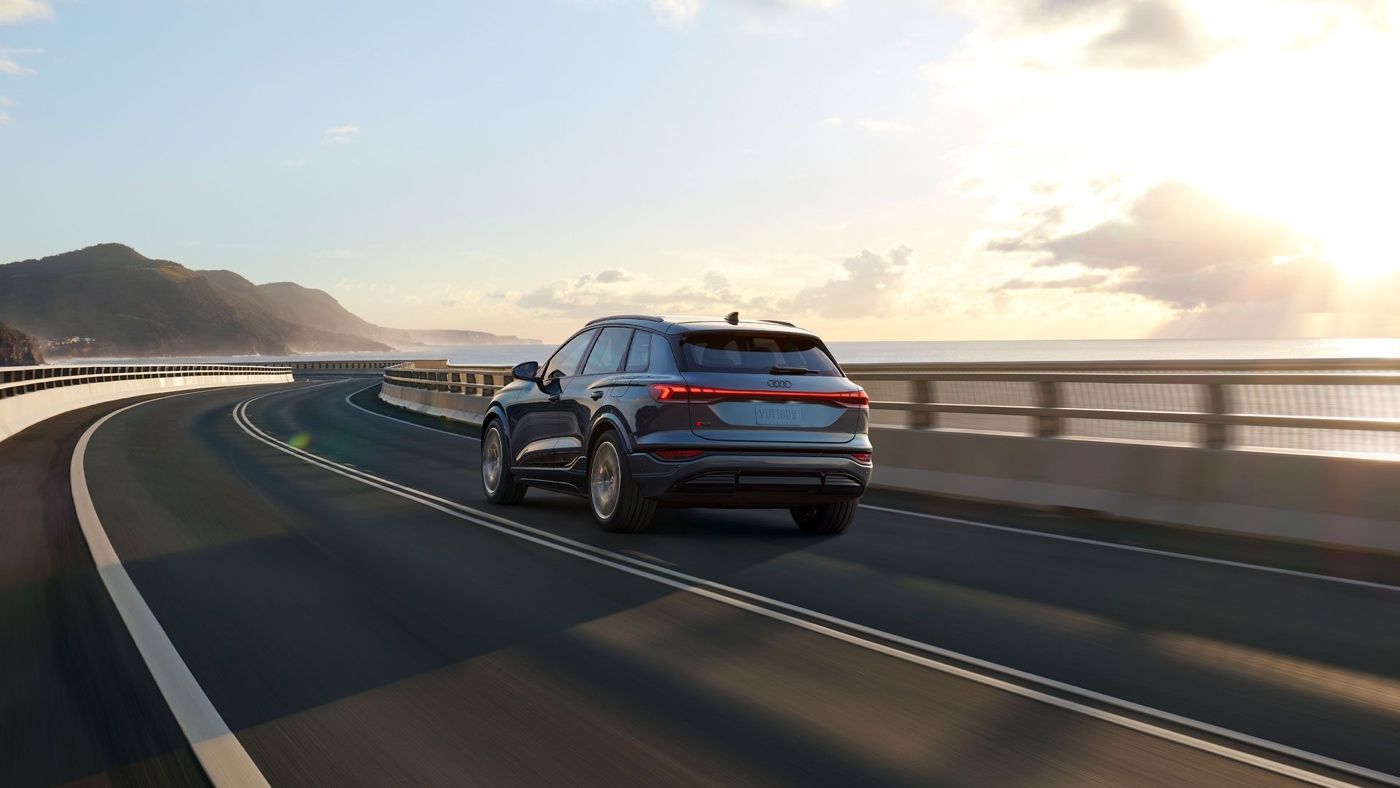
<box><xmin>1</xmin><ymin>0</ymin><xmax>1397</xmax><ymax>343</ymax></box>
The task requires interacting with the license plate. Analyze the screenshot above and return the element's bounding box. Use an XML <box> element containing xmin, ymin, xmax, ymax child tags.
<box><xmin>755</xmin><ymin>404</ymin><xmax>802</xmax><ymax>426</ymax></box>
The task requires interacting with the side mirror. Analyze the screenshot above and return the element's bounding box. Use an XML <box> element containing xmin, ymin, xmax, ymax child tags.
<box><xmin>511</xmin><ymin>360</ymin><xmax>541</xmax><ymax>383</ymax></box>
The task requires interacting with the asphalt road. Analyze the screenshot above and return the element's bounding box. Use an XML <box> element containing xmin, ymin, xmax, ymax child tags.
<box><xmin>4</xmin><ymin>378</ymin><xmax>1398</xmax><ymax>786</ymax></box>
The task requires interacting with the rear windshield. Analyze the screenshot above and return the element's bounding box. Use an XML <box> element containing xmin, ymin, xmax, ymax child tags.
<box><xmin>680</xmin><ymin>333</ymin><xmax>841</xmax><ymax>376</ymax></box>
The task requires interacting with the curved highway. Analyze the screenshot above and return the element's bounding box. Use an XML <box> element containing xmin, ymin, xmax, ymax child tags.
<box><xmin>4</xmin><ymin>378</ymin><xmax>1399</xmax><ymax>786</ymax></box>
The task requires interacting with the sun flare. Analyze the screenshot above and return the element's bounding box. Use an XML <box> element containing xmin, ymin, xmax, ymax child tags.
<box><xmin>1155</xmin><ymin>5</ymin><xmax>1400</xmax><ymax>279</ymax></box>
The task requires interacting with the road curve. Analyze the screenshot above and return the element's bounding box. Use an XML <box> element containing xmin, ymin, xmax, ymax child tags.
<box><xmin>5</xmin><ymin>378</ymin><xmax>1398</xmax><ymax>785</ymax></box>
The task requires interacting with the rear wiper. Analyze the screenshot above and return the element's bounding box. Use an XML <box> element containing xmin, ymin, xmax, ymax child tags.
<box><xmin>770</xmin><ymin>365</ymin><xmax>813</xmax><ymax>375</ymax></box>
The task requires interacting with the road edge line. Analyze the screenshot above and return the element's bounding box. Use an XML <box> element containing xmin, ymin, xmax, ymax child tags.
<box><xmin>71</xmin><ymin>389</ymin><xmax>291</xmax><ymax>788</ymax></box>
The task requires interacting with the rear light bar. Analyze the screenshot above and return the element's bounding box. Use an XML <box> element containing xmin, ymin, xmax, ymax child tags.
<box><xmin>651</xmin><ymin>449</ymin><xmax>705</xmax><ymax>461</ymax></box>
<box><xmin>648</xmin><ymin>383</ymin><xmax>868</xmax><ymax>408</ymax></box>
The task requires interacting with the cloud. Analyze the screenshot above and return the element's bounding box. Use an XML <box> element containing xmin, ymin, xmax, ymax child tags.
<box><xmin>992</xmin><ymin>272</ymin><xmax>1110</xmax><ymax>291</ymax></box>
<box><xmin>0</xmin><ymin>46</ymin><xmax>41</xmax><ymax>75</ymax></box>
<box><xmin>648</xmin><ymin>0</ymin><xmax>843</xmax><ymax>27</ymax></box>
<box><xmin>857</xmin><ymin>118</ymin><xmax>914</xmax><ymax>134</ymax></box>
<box><xmin>320</xmin><ymin>123</ymin><xmax>360</xmax><ymax>145</ymax></box>
<box><xmin>517</xmin><ymin>269</ymin><xmax>757</xmax><ymax>316</ymax></box>
<box><xmin>649</xmin><ymin>0</ymin><xmax>703</xmax><ymax>24</ymax></box>
<box><xmin>942</xmin><ymin>0</ymin><xmax>1229</xmax><ymax>71</ymax></box>
<box><xmin>991</xmin><ymin>182</ymin><xmax>1335</xmax><ymax>310</ymax></box>
<box><xmin>517</xmin><ymin>245</ymin><xmax>913</xmax><ymax>321</ymax></box>
<box><xmin>594</xmin><ymin>268</ymin><xmax>633</xmax><ymax>283</ymax></box>
<box><xmin>1080</xmin><ymin>0</ymin><xmax>1226</xmax><ymax>70</ymax></box>
<box><xmin>778</xmin><ymin>245</ymin><xmax>913</xmax><ymax>318</ymax></box>
<box><xmin>0</xmin><ymin>0</ymin><xmax>52</xmax><ymax>24</ymax></box>
<box><xmin>820</xmin><ymin>115</ymin><xmax>843</xmax><ymax>126</ymax></box>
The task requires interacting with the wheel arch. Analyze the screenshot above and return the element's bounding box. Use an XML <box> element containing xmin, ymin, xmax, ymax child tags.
<box><xmin>586</xmin><ymin>411</ymin><xmax>633</xmax><ymax>457</ymax></box>
<box><xmin>482</xmin><ymin>404</ymin><xmax>509</xmax><ymax>438</ymax></box>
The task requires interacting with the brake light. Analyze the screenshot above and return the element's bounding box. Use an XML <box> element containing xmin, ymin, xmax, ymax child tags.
<box><xmin>648</xmin><ymin>383</ymin><xmax>868</xmax><ymax>408</ymax></box>
<box><xmin>850</xmin><ymin>452</ymin><xmax>872</xmax><ymax>463</ymax></box>
<box><xmin>652</xmin><ymin>449</ymin><xmax>705</xmax><ymax>460</ymax></box>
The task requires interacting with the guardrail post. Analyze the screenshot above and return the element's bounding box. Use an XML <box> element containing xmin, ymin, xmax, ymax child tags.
<box><xmin>909</xmin><ymin>379</ymin><xmax>935</xmax><ymax>430</ymax></box>
<box><xmin>1036</xmin><ymin>380</ymin><xmax>1061</xmax><ymax>438</ymax></box>
<box><xmin>1204</xmin><ymin>382</ymin><xmax>1229</xmax><ymax>449</ymax></box>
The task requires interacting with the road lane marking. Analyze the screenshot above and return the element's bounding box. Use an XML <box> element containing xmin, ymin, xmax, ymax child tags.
<box><xmin>343</xmin><ymin>382</ymin><xmax>480</xmax><ymax>441</ymax></box>
<box><xmin>70</xmin><ymin>386</ymin><xmax>323</xmax><ymax>788</ymax></box>
<box><xmin>335</xmin><ymin>380</ymin><xmax>1397</xmax><ymax>594</ymax></box>
<box><xmin>861</xmin><ymin>504</ymin><xmax>1400</xmax><ymax>594</ymax></box>
<box><xmin>234</xmin><ymin>386</ymin><xmax>1392</xmax><ymax>788</ymax></box>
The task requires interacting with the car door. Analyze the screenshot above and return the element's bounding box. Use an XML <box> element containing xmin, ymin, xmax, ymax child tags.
<box><xmin>508</xmin><ymin>328</ymin><xmax>597</xmax><ymax>467</ymax></box>
<box><xmin>558</xmin><ymin>326</ymin><xmax>634</xmax><ymax>467</ymax></box>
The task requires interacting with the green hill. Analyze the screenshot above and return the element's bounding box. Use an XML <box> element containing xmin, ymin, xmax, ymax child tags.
<box><xmin>0</xmin><ymin>243</ymin><xmax>534</xmax><ymax>358</ymax></box>
<box><xmin>0</xmin><ymin>244</ymin><xmax>388</xmax><ymax>357</ymax></box>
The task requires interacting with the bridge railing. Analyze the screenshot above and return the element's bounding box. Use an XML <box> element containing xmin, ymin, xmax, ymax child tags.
<box><xmin>382</xmin><ymin>361</ymin><xmax>514</xmax><ymax>397</ymax></box>
<box><xmin>379</xmin><ymin>358</ymin><xmax>1400</xmax><ymax>458</ymax></box>
<box><xmin>1</xmin><ymin>363</ymin><xmax>293</xmax><ymax>399</ymax></box>
<box><xmin>376</xmin><ymin>357</ymin><xmax>1400</xmax><ymax>551</ymax></box>
<box><xmin>848</xmin><ymin>361</ymin><xmax>1400</xmax><ymax>458</ymax></box>
<box><xmin>1</xmin><ymin>362</ymin><xmax>294</xmax><ymax>443</ymax></box>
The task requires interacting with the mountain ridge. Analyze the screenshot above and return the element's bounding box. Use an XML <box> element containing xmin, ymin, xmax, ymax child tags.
<box><xmin>0</xmin><ymin>244</ymin><xmax>535</xmax><ymax>358</ymax></box>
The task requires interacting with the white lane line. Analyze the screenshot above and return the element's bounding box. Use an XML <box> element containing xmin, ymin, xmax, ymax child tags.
<box><xmin>72</xmin><ymin>388</ymin><xmax>290</xmax><ymax>788</ymax></box>
<box><xmin>232</xmin><ymin>387</ymin><xmax>1392</xmax><ymax>788</ymax></box>
<box><xmin>862</xmin><ymin>504</ymin><xmax>1400</xmax><ymax>594</ymax></box>
<box><xmin>343</xmin><ymin>383</ymin><xmax>480</xmax><ymax>441</ymax></box>
<box><xmin>333</xmin><ymin>380</ymin><xmax>1397</xmax><ymax>595</ymax></box>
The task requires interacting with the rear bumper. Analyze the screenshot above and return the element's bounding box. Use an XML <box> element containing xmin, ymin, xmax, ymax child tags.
<box><xmin>628</xmin><ymin>450</ymin><xmax>871</xmax><ymax>507</ymax></box>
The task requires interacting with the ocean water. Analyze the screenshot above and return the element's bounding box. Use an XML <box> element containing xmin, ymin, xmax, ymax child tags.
<box><xmin>57</xmin><ymin>337</ymin><xmax>1400</xmax><ymax>367</ymax></box>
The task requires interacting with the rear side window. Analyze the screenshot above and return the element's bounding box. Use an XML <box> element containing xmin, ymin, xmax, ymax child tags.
<box><xmin>624</xmin><ymin>331</ymin><xmax>653</xmax><ymax>372</ymax></box>
<box><xmin>543</xmin><ymin>329</ymin><xmax>597</xmax><ymax>379</ymax></box>
<box><xmin>681</xmin><ymin>333</ymin><xmax>841</xmax><ymax>376</ymax></box>
<box><xmin>582</xmin><ymin>327</ymin><xmax>632</xmax><ymax>375</ymax></box>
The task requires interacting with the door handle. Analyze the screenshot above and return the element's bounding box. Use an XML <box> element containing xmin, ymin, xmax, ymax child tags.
<box><xmin>590</xmin><ymin>390</ymin><xmax>605</xmax><ymax>400</ymax></box>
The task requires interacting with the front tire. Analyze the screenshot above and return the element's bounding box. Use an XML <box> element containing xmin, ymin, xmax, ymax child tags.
<box><xmin>481</xmin><ymin>421</ymin><xmax>527</xmax><ymax>504</ymax></box>
<box><xmin>589</xmin><ymin>433</ymin><xmax>655</xmax><ymax>533</ymax></box>
<box><xmin>791</xmin><ymin>500</ymin><xmax>857</xmax><ymax>534</ymax></box>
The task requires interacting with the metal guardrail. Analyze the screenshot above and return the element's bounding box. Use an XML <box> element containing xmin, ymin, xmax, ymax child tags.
<box><xmin>0</xmin><ymin>363</ymin><xmax>293</xmax><ymax>399</ymax></box>
<box><xmin>381</xmin><ymin>358</ymin><xmax>1400</xmax><ymax>457</ymax></box>
<box><xmin>383</xmin><ymin>361</ymin><xmax>513</xmax><ymax>397</ymax></box>
<box><xmin>275</xmin><ymin>360</ymin><xmax>420</xmax><ymax>371</ymax></box>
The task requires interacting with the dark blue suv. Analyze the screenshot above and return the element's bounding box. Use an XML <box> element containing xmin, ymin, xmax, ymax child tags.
<box><xmin>480</xmin><ymin>314</ymin><xmax>872</xmax><ymax>533</ymax></box>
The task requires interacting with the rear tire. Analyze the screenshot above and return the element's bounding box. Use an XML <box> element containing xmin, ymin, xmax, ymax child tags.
<box><xmin>589</xmin><ymin>433</ymin><xmax>655</xmax><ymax>533</ymax></box>
<box><xmin>481</xmin><ymin>421</ymin><xmax>527</xmax><ymax>504</ymax></box>
<box><xmin>791</xmin><ymin>500</ymin><xmax>857</xmax><ymax>534</ymax></box>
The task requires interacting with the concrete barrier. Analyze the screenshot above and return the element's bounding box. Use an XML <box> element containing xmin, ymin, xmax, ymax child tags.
<box><xmin>1</xmin><ymin>367</ymin><xmax>293</xmax><ymax>443</ymax></box>
<box><xmin>870</xmin><ymin>428</ymin><xmax>1400</xmax><ymax>555</ymax></box>
<box><xmin>380</xmin><ymin>381</ymin><xmax>490</xmax><ymax>425</ymax></box>
<box><xmin>374</xmin><ymin>382</ymin><xmax>1400</xmax><ymax>555</ymax></box>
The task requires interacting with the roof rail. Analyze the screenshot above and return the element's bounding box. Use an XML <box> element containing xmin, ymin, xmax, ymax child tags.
<box><xmin>585</xmin><ymin>314</ymin><xmax>664</xmax><ymax>325</ymax></box>
<box><xmin>758</xmin><ymin>319</ymin><xmax>797</xmax><ymax>327</ymax></box>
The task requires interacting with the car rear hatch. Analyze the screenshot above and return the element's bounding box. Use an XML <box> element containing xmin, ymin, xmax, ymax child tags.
<box><xmin>669</xmin><ymin>331</ymin><xmax>866</xmax><ymax>444</ymax></box>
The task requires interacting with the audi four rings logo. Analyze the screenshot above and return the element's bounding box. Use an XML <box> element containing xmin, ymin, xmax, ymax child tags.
<box><xmin>767</xmin><ymin>379</ymin><xmax>793</xmax><ymax>388</ymax></box>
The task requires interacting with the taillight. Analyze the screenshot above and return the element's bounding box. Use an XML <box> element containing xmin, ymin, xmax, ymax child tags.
<box><xmin>648</xmin><ymin>383</ymin><xmax>691</xmax><ymax>402</ymax></box>
<box><xmin>850</xmin><ymin>452</ymin><xmax>872</xmax><ymax>463</ymax></box>
<box><xmin>652</xmin><ymin>449</ymin><xmax>705</xmax><ymax>460</ymax></box>
<box><xmin>648</xmin><ymin>383</ymin><xmax>868</xmax><ymax>408</ymax></box>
